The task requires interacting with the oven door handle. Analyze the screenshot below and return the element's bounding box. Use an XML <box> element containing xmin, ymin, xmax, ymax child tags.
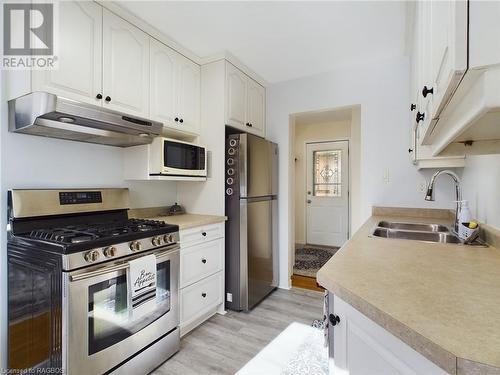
<box><xmin>70</xmin><ymin>248</ymin><xmax>179</xmax><ymax>282</ymax></box>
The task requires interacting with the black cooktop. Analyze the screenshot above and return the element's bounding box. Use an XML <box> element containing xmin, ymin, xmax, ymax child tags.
<box><xmin>12</xmin><ymin>218</ymin><xmax>178</xmax><ymax>254</ymax></box>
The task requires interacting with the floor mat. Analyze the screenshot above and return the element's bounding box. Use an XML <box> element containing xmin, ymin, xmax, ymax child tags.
<box><xmin>293</xmin><ymin>246</ymin><xmax>339</xmax><ymax>278</ymax></box>
<box><xmin>237</xmin><ymin>322</ymin><xmax>328</xmax><ymax>375</ymax></box>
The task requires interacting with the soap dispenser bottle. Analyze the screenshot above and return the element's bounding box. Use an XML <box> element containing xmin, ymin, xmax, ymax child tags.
<box><xmin>458</xmin><ymin>200</ymin><xmax>472</xmax><ymax>240</ymax></box>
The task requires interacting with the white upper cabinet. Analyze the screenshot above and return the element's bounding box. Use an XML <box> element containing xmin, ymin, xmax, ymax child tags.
<box><xmin>416</xmin><ymin>0</ymin><xmax>467</xmax><ymax>144</ymax></box>
<box><xmin>150</xmin><ymin>39</ymin><xmax>200</xmax><ymax>135</ymax></box>
<box><xmin>226</xmin><ymin>63</ymin><xmax>248</xmax><ymax>129</ymax></box>
<box><xmin>247</xmin><ymin>78</ymin><xmax>266</xmax><ymax>134</ymax></box>
<box><xmin>103</xmin><ymin>9</ymin><xmax>149</xmax><ymax>118</ymax></box>
<box><xmin>150</xmin><ymin>39</ymin><xmax>178</xmax><ymax>126</ymax></box>
<box><xmin>410</xmin><ymin>1</ymin><xmax>500</xmax><ymax>157</ymax></box>
<box><xmin>225</xmin><ymin>62</ymin><xmax>266</xmax><ymax>136</ymax></box>
<box><xmin>425</xmin><ymin>1</ymin><xmax>467</xmax><ymax>130</ymax></box>
<box><xmin>176</xmin><ymin>54</ymin><xmax>201</xmax><ymax>134</ymax></box>
<box><xmin>32</xmin><ymin>1</ymin><xmax>102</xmax><ymax>105</ymax></box>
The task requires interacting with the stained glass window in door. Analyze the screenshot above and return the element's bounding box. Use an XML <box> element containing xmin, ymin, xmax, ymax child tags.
<box><xmin>313</xmin><ymin>150</ymin><xmax>342</xmax><ymax>197</ymax></box>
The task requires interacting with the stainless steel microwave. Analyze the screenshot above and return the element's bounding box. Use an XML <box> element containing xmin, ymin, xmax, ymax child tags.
<box><xmin>149</xmin><ymin>137</ymin><xmax>207</xmax><ymax>178</ymax></box>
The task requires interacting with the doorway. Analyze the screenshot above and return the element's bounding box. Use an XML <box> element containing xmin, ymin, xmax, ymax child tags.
<box><xmin>289</xmin><ymin>107</ymin><xmax>359</xmax><ymax>291</ymax></box>
<box><xmin>306</xmin><ymin>140</ymin><xmax>349</xmax><ymax>247</ymax></box>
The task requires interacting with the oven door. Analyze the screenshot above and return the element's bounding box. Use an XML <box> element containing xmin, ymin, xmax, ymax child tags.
<box><xmin>64</xmin><ymin>247</ymin><xmax>179</xmax><ymax>374</ymax></box>
<box><xmin>161</xmin><ymin>139</ymin><xmax>207</xmax><ymax>177</ymax></box>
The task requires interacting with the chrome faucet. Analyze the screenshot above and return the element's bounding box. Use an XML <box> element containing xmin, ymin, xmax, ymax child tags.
<box><xmin>425</xmin><ymin>170</ymin><xmax>462</xmax><ymax>234</ymax></box>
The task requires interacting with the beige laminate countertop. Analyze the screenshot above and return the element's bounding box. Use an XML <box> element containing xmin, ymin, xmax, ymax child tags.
<box><xmin>144</xmin><ymin>213</ymin><xmax>226</xmax><ymax>230</ymax></box>
<box><xmin>317</xmin><ymin>214</ymin><xmax>500</xmax><ymax>375</ymax></box>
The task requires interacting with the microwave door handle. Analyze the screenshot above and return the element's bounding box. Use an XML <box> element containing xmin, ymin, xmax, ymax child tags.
<box><xmin>70</xmin><ymin>248</ymin><xmax>179</xmax><ymax>282</ymax></box>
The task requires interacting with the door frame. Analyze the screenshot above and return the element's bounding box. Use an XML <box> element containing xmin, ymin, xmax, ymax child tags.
<box><xmin>303</xmin><ymin>139</ymin><xmax>350</xmax><ymax>247</ymax></box>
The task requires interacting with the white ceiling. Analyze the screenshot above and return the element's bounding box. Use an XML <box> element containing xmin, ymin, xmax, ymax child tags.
<box><xmin>120</xmin><ymin>1</ymin><xmax>407</xmax><ymax>84</ymax></box>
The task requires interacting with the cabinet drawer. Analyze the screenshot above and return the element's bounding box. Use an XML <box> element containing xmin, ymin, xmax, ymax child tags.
<box><xmin>180</xmin><ymin>272</ymin><xmax>222</xmax><ymax>324</ymax></box>
<box><xmin>180</xmin><ymin>223</ymin><xmax>223</xmax><ymax>247</ymax></box>
<box><xmin>180</xmin><ymin>239</ymin><xmax>223</xmax><ymax>288</ymax></box>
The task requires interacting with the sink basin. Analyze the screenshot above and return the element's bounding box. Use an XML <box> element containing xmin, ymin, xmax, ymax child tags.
<box><xmin>372</xmin><ymin>227</ymin><xmax>462</xmax><ymax>244</ymax></box>
<box><xmin>377</xmin><ymin>221</ymin><xmax>450</xmax><ymax>233</ymax></box>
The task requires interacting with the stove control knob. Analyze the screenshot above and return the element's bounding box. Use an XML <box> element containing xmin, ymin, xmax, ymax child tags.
<box><xmin>129</xmin><ymin>241</ymin><xmax>142</xmax><ymax>252</ymax></box>
<box><xmin>152</xmin><ymin>236</ymin><xmax>162</xmax><ymax>246</ymax></box>
<box><xmin>103</xmin><ymin>246</ymin><xmax>117</xmax><ymax>258</ymax></box>
<box><xmin>84</xmin><ymin>250</ymin><xmax>100</xmax><ymax>263</ymax></box>
<box><xmin>163</xmin><ymin>234</ymin><xmax>174</xmax><ymax>243</ymax></box>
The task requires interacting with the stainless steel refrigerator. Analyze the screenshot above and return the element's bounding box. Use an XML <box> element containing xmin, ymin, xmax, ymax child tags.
<box><xmin>225</xmin><ymin>133</ymin><xmax>278</xmax><ymax>311</ymax></box>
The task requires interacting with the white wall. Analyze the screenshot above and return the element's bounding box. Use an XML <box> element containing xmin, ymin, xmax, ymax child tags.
<box><xmin>462</xmin><ymin>154</ymin><xmax>500</xmax><ymax>229</ymax></box>
<box><xmin>267</xmin><ymin>56</ymin><xmax>457</xmax><ymax>289</ymax></box>
<box><xmin>294</xmin><ymin>120</ymin><xmax>351</xmax><ymax>244</ymax></box>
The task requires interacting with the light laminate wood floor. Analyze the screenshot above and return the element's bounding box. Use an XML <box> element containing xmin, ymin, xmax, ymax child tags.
<box><xmin>153</xmin><ymin>288</ymin><xmax>323</xmax><ymax>375</ymax></box>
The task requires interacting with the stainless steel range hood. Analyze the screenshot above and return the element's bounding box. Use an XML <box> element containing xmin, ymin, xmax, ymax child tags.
<box><xmin>8</xmin><ymin>92</ymin><xmax>163</xmax><ymax>147</ymax></box>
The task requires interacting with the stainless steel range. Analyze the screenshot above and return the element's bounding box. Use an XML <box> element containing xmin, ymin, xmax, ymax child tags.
<box><xmin>7</xmin><ymin>189</ymin><xmax>180</xmax><ymax>374</ymax></box>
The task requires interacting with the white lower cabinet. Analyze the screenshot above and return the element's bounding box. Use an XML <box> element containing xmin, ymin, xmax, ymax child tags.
<box><xmin>180</xmin><ymin>239</ymin><xmax>223</xmax><ymax>288</ymax></box>
<box><xmin>330</xmin><ymin>295</ymin><xmax>447</xmax><ymax>375</ymax></box>
<box><xmin>179</xmin><ymin>223</ymin><xmax>225</xmax><ymax>336</ymax></box>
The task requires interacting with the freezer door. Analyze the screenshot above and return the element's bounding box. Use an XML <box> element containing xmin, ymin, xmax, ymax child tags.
<box><xmin>240</xmin><ymin>134</ymin><xmax>275</xmax><ymax>198</ymax></box>
<box><xmin>242</xmin><ymin>197</ymin><xmax>275</xmax><ymax>309</ymax></box>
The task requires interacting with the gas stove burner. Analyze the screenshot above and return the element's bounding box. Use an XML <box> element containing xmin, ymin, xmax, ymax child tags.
<box><xmin>18</xmin><ymin>218</ymin><xmax>176</xmax><ymax>254</ymax></box>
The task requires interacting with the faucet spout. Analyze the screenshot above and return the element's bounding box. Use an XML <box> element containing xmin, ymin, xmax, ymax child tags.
<box><xmin>425</xmin><ymin>170</ymin><xmax>462</xmax><ymax>233</ymax></box>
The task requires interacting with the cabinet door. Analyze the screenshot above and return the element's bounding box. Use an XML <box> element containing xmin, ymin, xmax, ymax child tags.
<box><xmin>103</xmin><ymin>9</ymin><xmax>149</xmax><ymax>118</ymax></box>
<box><xmin>331</xmin><ymin>295</ymin><xmax>447</xmax><ymax>375</ymax></box>
<box><xmin>150</xmin><ymin>38</ymin><xmax>177</xmax><ymax>127</ymax></box>
<box><xmin>32</xmin><ymin>1</ymin><xmax>102</xmax><ymax>105</ymax></box>
<box><xmin>226</xmin><ymin>63</ymin><xmax>248</xmax><ymax>129</ymax></box>
<box><xmin>423</xmin><ymin>1</ymin><xmax>467</xmax><ymax>129</ymax></box>
<box><xmin>176</xmin><ymin>54</ymin><xmax>201</xmax><ymax>134</ymax></box>
<box><xmin>247</xmin><ymin>79</ymin><xmax>266</xmax><ymax>135</ymax></box>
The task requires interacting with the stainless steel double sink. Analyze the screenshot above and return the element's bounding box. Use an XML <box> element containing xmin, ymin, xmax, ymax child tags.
<box><xmin>371</xmin><ymin>220</ymin><xmax>484</xmax><ymax>246</ymax></box>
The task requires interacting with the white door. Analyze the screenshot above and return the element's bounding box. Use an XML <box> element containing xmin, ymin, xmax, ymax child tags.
<box><xmin>102</xmin><ymin>9</ymin><xmax>149</xmax><ymax>118</ymax></box>
<box><xmin>226</xmin><ymin>63</ymin><xmax>247</xmax><ymax>129</ymax></box>
<box><xmin>32</xmin><ymin>1</ymin><xmax>102</xmax><ymax>105</ymax></box>
<box><xmin>306</xmin><ymin>141</ymin><xmax>348</xmax><ymax>247</ymax></box>
<box><xmin>150</xmin><ymin>38</ymin><xmax>177</xmax><ymax>127</ymax></box>
<box><xmin>247</xmin><ymin>78</ymin><xmax>266</xmax><ymax>135</ymax></box>
<box><xmin>176</xmin><ymin>54</ymin><xmax>201</xmax><ymax>134</ymax></box>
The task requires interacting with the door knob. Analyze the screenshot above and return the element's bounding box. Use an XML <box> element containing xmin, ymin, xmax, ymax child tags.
<box><xmin>105</xmin><ymin>96</ymin><xmax>111</xmax><ymax>102</ymax></box>
<box><xmin>329</xmin><ymin>314</ymin><xmax>340</xmax><ymax>326</ymax></box>
<box><xmin>96</xmin><ymin>93</ymin><xmax>102</xmax><ymax>99</ymax></box>
<box><xmin>422</xmin><ymin>86</ymin><xmax>434</xmax><ymax>98</ymax></box>
<box><xmin>307</xmin><ymin>199</ymin><xmax>312</xmax><ymax>204</ymax></box>
<box><xmin>410</xmin><ymin>103</ymin><xmax>416</xmax><ymax>111</ymax></box>
<box><xmin>307</xmin><ymin>191</ymin><xmax>311</xmax><ymax>195</ymax></box>
<box><xmin>416</xmin><ymin>112</ymin><xmax>425</xmax><ymax>123</ymax></box>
